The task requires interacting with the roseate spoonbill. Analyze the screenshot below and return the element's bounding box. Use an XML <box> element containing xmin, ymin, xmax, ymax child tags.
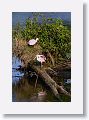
<box><xmin>29</xmin><ymin>91</ymin><xmax>46</xmax><ymax>102</ymax></box>
<box><xmin>28</xmin><ymin>38</ymin><xmax>39</xmax><ymax>46</ymax></box>
<box><xmin>37</xmin><ymin>90</ymin><xmax>46</xmax><ymax>101</ymax></box>
<box><xmin>34</xmin><ymin>55</ymin><xmax>46</xmax><ymax>67</ymax></box>
<box><xmin>38</xmin><ymin>91</ymin><xmax>46</xmax><ymax>97</ymax></box>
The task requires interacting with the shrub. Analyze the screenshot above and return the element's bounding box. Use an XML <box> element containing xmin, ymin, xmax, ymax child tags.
<box><xmin>13</xmin><ymin>13</ymin><xmax>71</xmax><ymax>61</ymax></box>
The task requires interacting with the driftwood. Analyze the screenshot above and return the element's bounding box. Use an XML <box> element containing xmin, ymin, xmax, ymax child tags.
<box><xmin>30</xmin><ymin>65</ymin><xmax>70</xmax><ymax>101</ymax></box>
<box><xmin>13</xmin><ymin>39</ymin><xmax>71</xmax><ymax>101</ymax></box>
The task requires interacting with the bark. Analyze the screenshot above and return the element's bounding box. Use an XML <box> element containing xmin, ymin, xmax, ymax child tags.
<box><xmin>30</xmin><ymin>65</ymin><xmax>70</xmax><ymax>101</ymax></box>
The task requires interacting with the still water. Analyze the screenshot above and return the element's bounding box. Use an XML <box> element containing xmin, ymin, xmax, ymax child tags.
<box><xmin>12</xmin><ymin>56</ymin><xmax>71</xmax><ymax>102</ymax></box>
<box><xmin>12</xmin><ymin>57</ymin><xmax>59</xmax><ymax>102</ymax></box>
<box><xmin>12</xmin><ymin>12</ymin><xmax>71</xmax><ymax>26</ymax></box>
<box><xmin>12</xmin><ymin>56</ymin><xmax>24</xmax><ymax>83</ymax></box>
<box><xmin>12</xmin><ymin>12</ymin><xmax>71</xmax><ymax>102</ymax></box>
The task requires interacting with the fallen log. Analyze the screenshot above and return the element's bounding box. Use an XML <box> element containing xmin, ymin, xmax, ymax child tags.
<box><xmin>30</xmin><ymin>65</ymin><xmax>70</xmax><ymax>101</ymax></box>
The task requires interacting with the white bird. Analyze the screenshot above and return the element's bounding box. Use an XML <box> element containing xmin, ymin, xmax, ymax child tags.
<box><xmin>28</xmin><ymin>38</ymin><xmax>39</xmax><ymax>46</ymax></box>
<box><xmin>35</xmin><ymin>55</ymin><xmax>46</xmax><ymax>67</ymax></box>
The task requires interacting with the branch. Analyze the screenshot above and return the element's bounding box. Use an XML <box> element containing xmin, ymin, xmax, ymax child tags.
<box><xmin>47</xmin><ymin>50</ymin><xmax>55</xmax><ymax>66</ymax></box>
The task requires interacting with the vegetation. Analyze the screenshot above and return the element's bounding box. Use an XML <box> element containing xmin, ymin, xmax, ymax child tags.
<box><xmin>12</xmin><ymin>13</ymin><xmax>71</xmax><ymax>101</ymax></box>
<box><xmin>13</xmin><ymin>13</ymin><xmax>71</xmax><ymax>66</ymax></box>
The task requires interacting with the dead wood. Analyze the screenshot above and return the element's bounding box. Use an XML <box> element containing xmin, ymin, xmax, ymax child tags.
<box><xmin>30</xmin><ymin>65</ymin><xmax>71</xmax><ymax>101</ymax></box>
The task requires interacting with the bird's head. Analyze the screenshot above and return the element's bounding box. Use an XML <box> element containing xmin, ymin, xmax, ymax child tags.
<box><xmin>36</xmin><ymin>38</ymin><xmax>39</xmax><ymax>41</ymax></box>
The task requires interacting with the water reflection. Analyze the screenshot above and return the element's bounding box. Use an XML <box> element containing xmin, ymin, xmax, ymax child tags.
<box><xmin>12</xmin><ymin>12</ymin><xmax>71</xmax><ymax>102</ymax></box>
<box><xmin>12</xmin><ymin>56</ymin><xmax>24</xmax><ymax>83</ymax></box>
<box><xmin>12</xmin><ymin>56</ymin><xmax>71</xmax><ymax>102</ymax></box>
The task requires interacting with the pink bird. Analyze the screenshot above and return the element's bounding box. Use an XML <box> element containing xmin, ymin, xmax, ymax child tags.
<box><xmin>28</xmin><ymin>38</ymin><xmax>39</xmax><ymax>46</ymax></box>
<box><xmin>38</xmin><ymin>91</ymin><xmax>46</xmax><ymax>97</ymax></box>
<box><xmin>35</xmin><ymin>55</ymin><xmax>46</xmax><ymax>67</ymax></box>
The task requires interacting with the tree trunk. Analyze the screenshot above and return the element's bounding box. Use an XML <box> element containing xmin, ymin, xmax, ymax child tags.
<box><xmin>30</xmin><ymin>65</ymin><xmax>70</xmax><ymax>101</ymax></box>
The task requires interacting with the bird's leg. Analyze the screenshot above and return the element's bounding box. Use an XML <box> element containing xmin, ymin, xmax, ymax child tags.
<box><xmin>33</xmin><ymin>56</ymin><xmax>36</xmax><ymax>60</ymax></box>
<box><xmin>41</xmin><ymin>62</ymin><xmax>43</xmax><ymax>68</ymax></box>
<box><xmin>40</xmin><ymin>62</ymin><xmax>42</xmax><ymax>68</ymax></box>
<box><xmin>34</xmin><ymin>74</ymin><xmax>38</xmax><ymax>89</ymax></box>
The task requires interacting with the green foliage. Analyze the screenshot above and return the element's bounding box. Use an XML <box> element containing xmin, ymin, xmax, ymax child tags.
<box><xmin>12</xmin><ymin>22</ymin><xmax>23</xmax><ymax>40</ymax></box>
<box><xmin>13</xmin><ymin>13</ymin><xmax>71</xmax><ymax>60</ymax></box>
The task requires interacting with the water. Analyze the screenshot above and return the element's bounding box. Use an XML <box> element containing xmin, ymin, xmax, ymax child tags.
<box><xmin>12</xmin><ymin>56</ymin><xmax>71</xmax><ymax>102</ymax></box>
<box><xmin>12</xmin><ymin>56</ymin><xmax>24</xmax><ymax>83</ymax></box>
<box><xmin>12</xmin><ymin>12</ymin><xmax>71</xmax><ymax>26</ymax></box>
<box><xmin>12</xmin><ymin>56</ymin><xmax>59</xmax><ymax>102</ymax></box>
<box><xmin>12</xmin><ymin>12</ymin><xmax>71</xmax><ymax>102</ymax></box>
